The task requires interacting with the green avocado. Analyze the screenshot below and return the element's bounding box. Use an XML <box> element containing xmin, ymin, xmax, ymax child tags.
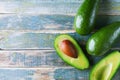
<box><xmin>86</xmin><ymin>22</ymin><xmax>120</xmax><ymax>56</ymax></box>
<box><xmin>90</xmin><ymin>51</ymin><xmax>120</xmax><ymax>80</ymax></box>
<box><xmin>74</xmin><ymin>0</ymin><xmax>100</xmax><ymax>35</ymax></box>
<box><xmin>54</xmin><ymin>34</ymin><xmax>89</xmax><ymax>70</ymax></box>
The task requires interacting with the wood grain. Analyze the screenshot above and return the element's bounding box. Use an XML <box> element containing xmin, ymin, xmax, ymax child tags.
<box><xmin>0</xmin><ymin>68</ymin><xmax>90</xmax><ymax>80</ymax></box>
<box><xmin>0</xmin><ymin>50</ymin><xmax>118</xmax><ymax>68</ymax></box>
<box><xmin>0</xmin><ymin>14</ymin><xmax>120</xmax><ymax>30</ymax></box>
<box><xmin>0</xmin><ymin>50</ymin><xmax>66</xmax><ymax>68</ymax></box>
<box><xmin>0</xmin><ymin>0</ymin><xmax>120</xmax><ymax>15</ymax></box>
<box><xmin>0</xmin><ymin>68</ymin><xmax>119</xmax><ymax>80</ymax></box>
<box><xmin>0</xmin><ymin>0</ymin><xmax>119</xmax><ymax>80</ymax></box>
<box><xmin>0</xmin><ymin>32</ymin><xmax>119</xmax><ymax>49</ymax></box>
<box><xmin>0</xmin><ymin>50</ymin><xmax>119</xmax><ymax>80</ymax></box>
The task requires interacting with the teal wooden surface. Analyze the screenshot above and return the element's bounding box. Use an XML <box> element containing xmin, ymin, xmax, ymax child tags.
<box><xmin>0</xmin><ymin>15</ymin><xmax>120</xmax><ymax>30</ymax></box>
<box><xmin>0</xmin><ymin>32</ymin><xmax>119</xmax><ymax>49</ymax></box>
<box><xmin>0</xmin><ymin>50</ymin><xmax>67</xmax><ymax>67</ymax></box>
<box><xmin>0</xmin><ymin>0</ymin><xmax>119</xmax><ymax>80</ymax></box>
<box><xmin>0</xmin><ymin>68</ymin><xmax>90</xmax><ymax>80</ymax></box>
<box><xmin>0</xmin><ymin>0</ymin><xmax>120</xmax><ymax>15</ymax></box>
<box><xmin>0</xmin><ymin>50</ymin><xmax>116</xmax><ymax>68</ymax></box>
<box><xmin>0</xmin><ymin>68</ymin><xmax>119</xmax><ymax>80</ymax></box>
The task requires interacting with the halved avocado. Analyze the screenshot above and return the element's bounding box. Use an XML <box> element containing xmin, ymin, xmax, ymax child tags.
<box><xmin>54</xmin><ymin>34</ymin><xmax>89</xmax><ymax>70</ymax></box>
<box><xmin>90</xmin><ymin>51</ymin><xmax>120</xmax><ymax>80</ymax></box>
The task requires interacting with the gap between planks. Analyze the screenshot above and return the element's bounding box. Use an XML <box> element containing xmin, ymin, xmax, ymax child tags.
<box><xmin>0</xmin><ymin>30</ymin><xmax>76</xmax><ymax>34</ymax></box>
<box><xmin>0</xmin><ymin>49</ymin><xmax>119</xmax><ymax>68</ymax></box>
<box><xmin>0</xmin><ymin>67</ymin><xmax>73</xmax><ymax>70</ymax></box>
<box><xmin>0</xmin><ymin>48</ymin><xmax>119</xmax><ymax>51</ymax></box>
<box><xmin>1</xmin><ymin>13</ymin><xmax>120</xmax><ymax>16</ymax></box>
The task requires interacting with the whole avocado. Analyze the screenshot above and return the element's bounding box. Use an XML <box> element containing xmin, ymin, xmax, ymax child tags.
<box><xmin>86</xmin><ymin>22</ymin><xmax>120</xmax><ymax>56</ymax></box>
<box><xmin>74</xmin><ymin>0</ymin><xmax>100</xmax><ymax>35</ymax></box>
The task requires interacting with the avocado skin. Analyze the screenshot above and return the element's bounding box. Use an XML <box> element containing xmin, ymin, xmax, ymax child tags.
<box><xmin>89</xmin><ymin>51</ymin><xmax>120</xmax><ymax>80</ymax></box>
<box><xmin>86</xmin><ymin>22</ymin><xmax>120</xmax><ymax>56</ymax></box>
<box><xmin>74</xmin><ymin>0</ymin><xmax>100</xmax><ymax>35</ymax></box>
<box><xmin>54</xmin><ymin>34</ymin><xmax>89</xmax><ymax>70</ymax></box>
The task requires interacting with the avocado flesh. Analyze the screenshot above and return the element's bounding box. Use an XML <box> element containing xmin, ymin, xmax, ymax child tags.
<box><xmin>54</xmin><ymin>34</ymin><xmax>89</xmax><ymax>70</ymax></box>
<box><xmin>90</xmin><ymin>51</ymin><xmax>120</xmax><ymax>80</ymax></box>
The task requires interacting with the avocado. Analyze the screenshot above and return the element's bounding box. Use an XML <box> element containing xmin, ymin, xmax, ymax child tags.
<box><xmin>54</xmin><ymin>34</ymin><xmax>89</xmax><ymax>70</ymax></box>
<box><xmin>90</xmin><ymin>51</ymin><xmax>120</xmax><ymax>80</ymax></box>
<box><xmin>74</xmin><ymin>0</ymin><xmax>100</xmax><ymax>35</ymax></box>
<box><xmin>86</xmin><ymin>22</ymin><xmax>120</xmax><ymax>56</ymax></box>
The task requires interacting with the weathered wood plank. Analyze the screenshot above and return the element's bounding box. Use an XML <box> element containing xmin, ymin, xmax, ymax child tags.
<box><xmin>0</xmin><ymin>0</ymin><xmax>120</xmax><ymax>15</ymax></box>
<box><xmin>0</xmin><ymin>68</ymin><xmax>119</xmax><ymax>80</ymax></box>
<box><xmin>0</xmin><ymin>68</ymin><xmax>89</xmax><ymax>80</ymax></box>
<box><xmin>0</xmin><ymin>14</ymin><xmax>74</xmax><ymax>30</ymax></box>
<box><xmin>0</xmin><ymin>50</ymin><xmax>66</xmax><ymax>68</ymax></box>
<box><xmin>0</xmin><ymin>15</ymin><xmax>120</xmax><ymax>30</ymax></box>
<box><xmin>0</xmin><ymin>0</ymin><xmax>119</xmax><ymax>80</ymax></box>
<box><xmin>0</xmin><ymin>50</ymin><xmax>118</xmax><ymax>68</ymax></box>
<box><xmin>0</xmin><ymin>32</ymin><xmax>119</xmax><ymax>49</ymax></box>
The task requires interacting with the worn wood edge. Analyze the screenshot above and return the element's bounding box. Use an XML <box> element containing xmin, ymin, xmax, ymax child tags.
<box><xmin>0</xmin><ymin>0</ymin><xmax>120</xmax><ymax>16</ymax></box>
<box><xmin>1</xmin><ymin>12</ymin><xmax>120</xmax><ymax>16</ymax></box>
<box><xmin>0</xmin><ymin>67</ymin><xmax>73</xmax><ymax>69</ymax></box>
<box><xmin>0</xmin><ymin>31</ymin><xmax>119</xmax><ymax>49</ymax></box>
<box><xmin>0</xmin><ymin>67</ymin><xmax>90</xmax><ymax>80</ymax></box>
<box><xmin>0</xmin><ymin>50</ymin><xmax>68</xmax><ymax>68</ymax></box>
<box><xmin>0</xmin><ymin>14</ymin><xmax>120</xmax><ymax>31</ymax></box>
<box><xmin>0</xmin><ymin>49</ymin><xmax>119</xmax><ymax>68</ymax></box>
<box><xmin>0</xmin><ymin>68</ymin><xmax>119</xmax><ymax>80</ymax></box>
<box><xmin>0</xmin><ymin>30</ymin><xmax>76</xmax><ymax>33</ymax></box>
<box><xmin>0</xmin><ymin>48</ymin><xmax>119</xmax><ymax>51</ymax></box>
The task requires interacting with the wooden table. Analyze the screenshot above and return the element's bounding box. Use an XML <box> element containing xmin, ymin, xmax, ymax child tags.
<box><xmin>0</xmin><ymin>0</ymin><xmax>119</xmax><ymax>80</ymax></box>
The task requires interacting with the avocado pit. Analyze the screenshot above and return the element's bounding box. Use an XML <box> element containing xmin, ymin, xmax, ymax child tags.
<box><xmin>59</xmin><ymin>40</ymin><xmax>78</xmax><ymax>58</ymax></box>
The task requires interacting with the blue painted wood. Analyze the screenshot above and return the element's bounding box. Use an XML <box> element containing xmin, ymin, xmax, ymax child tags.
<box><xmin>0</xmin><ymin>33</ymin><xmax>119</xmax><ymax>49</ymax></box>
<box><xmin>3</xmin><ymin>50</ymin><xmax>120</xmax><ymax>68</ymax></box>
<box><xmin>0</xmin><ymin>0</ymin><xmax>120</xmax><ymax>15</ymax></box>
<box><xmin>0</xmin><ymin>50</ymin><xmax>114</xmax><ymax>68</ymax></box>
<box><xmin>54</xmin><ymin>68</ymin><xmax>120</xmax><ymax>80</ymax></box>
<box><xmin>0</xmin><ymin>15</ymin><xmax>120</xmax><ymax>30</ymax></box>
<box><xmin>0</xmin><ymin>68</ymin><xmax>119</xmax><ymax>80</ymax></box>
<box><xmin>0</xmin><ymin>15</ymin><xmax>74</xmax><ymax>30</ymax></box>
<box><xmin>0</xmin><ymin>0</ymin><xmax>119</xmax><ymax>80</ymax></box>
<box><xmin>0</xmin><ymin>68</ymin><xmax>89</xmax><ymax>80</ymax></box>
<box><xmin>0</xmin><ymin>50</ymin><xmax>67</xmax><ymax>67</ymax></box>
